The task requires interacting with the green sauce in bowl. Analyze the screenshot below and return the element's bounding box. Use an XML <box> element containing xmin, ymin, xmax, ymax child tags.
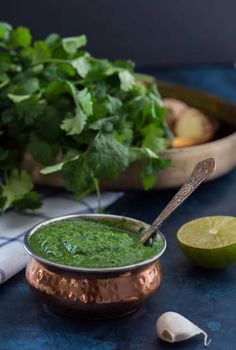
<box><xmin>29</xmin><ymin>219</ymin><xmax>164</xmax><ymax>268</ymax></box>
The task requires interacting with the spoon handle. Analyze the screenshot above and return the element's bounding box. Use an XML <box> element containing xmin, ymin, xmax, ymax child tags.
<box><xmin>140</xmin><ymin>158</ymin><xmax>216</xmax><ymax>244</ymax></box>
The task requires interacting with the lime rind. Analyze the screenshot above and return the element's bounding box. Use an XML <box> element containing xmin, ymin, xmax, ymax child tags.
<box><xmin>177</xmin><ymin>216</ymin><xmax>236</xmax><ymax>269</ymax></box>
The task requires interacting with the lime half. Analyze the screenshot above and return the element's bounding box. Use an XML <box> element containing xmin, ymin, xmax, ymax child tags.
<box><xmin>177</xmin><ymin>216</ymin><xmax>236</xmax><ymax>268</ymax></box>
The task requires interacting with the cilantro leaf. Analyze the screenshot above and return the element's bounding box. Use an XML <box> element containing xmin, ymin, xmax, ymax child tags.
<box><xmin>14</xmin><ymin>191</ymin><xmax>41</xmax><ymax>210</ymax></box>
<box><xmin>61</xmin><ymin>107</ymin><xmax>87</xmax><ymax>135</ymax></box>
<box><xmin>28</xmin><ymin>133</ymin><xmax>59</xmax><ymax>165</ymax></box>
<box><xmin>10</xmin><ymin>26</ymin><xmax>32</xmax><ymax>48</ymax></box>
<box><xmin>0</xmin><ymin>170</ymin><xmax>35</xmax><ymax>211</ymax></box>
<box><xmin>62</xmin><ymin>156</ymin><xmax>94</xmax><ymax>197</ymax></box>
<box><xmin>142</xmin><ymin>124</ymin><xmax>166</xmax><ymax>153</ymax></box>
<box><xmin>89</xmin><ymin>116</ymin><xmax>119</xmax><ymax>131</ymax></box>
<box><xmin>141</xmin><ymin>158</ymin><xmax>171</xmax><ymax>190</ymax></box>
<box><xmin>41</xmin><ymin>155</ymin><xmax>79</xmax><ymax>174</ymax></box>
<box><xmin>105</xmin><ymin>96</ymin><xmax>122</xmax><ymax>114</ymax></box>
<box><xmin>77</xmin><ymin>88</ymin><xmax>93</xmax><ymax>115</ymax></box>
<box><xmin>9</xmin><ymin>77</ymin><xmax>39</xmax><ymax>96</ymax></box>
<box><xmin>62</xmin><ymin>35</ymin><xmax>87</xmax><ymax>54</ymax></box>
<box><xmin>40</xmin><ymin>162</ymin><xmax>64</xmax><ymax>174</ymax></box>
<box><xmin>119</xmin><ymin>70</ymin><xmax>135</xmax><ymax>91</ymax></box>
<box><xmin>129</xmin><ymin>147</ymin><xmax>159</xmax><ymax>162</ymax></box>
<box><xmin>31</xmin><ymin>40</ymin><xmax>51</xmax><ymax>63</ymax></box>
<box><xmin>57</xmin><ymin>63</ymin><xmax>76</xmax><ymax>77</ymax></box>
<box><xmin>45</xmin><ymin>79</ymin><xmax>67</xmax><ymax>99</ymax></box>
<box><xmin>72</xmin><ymin>55</ymin><xmax>91</xmax><ymax>77</ymax></box>
<box><xmin>45</xmin><ymin>33</ymin><xmax>60</xmax><ymax>47</ymax></box>
<box><xmin>34</xmin><ymin>105</ymin><xmax>61</xmax><ymax>141</ymax></box>
<box><xmin>89</xmin><ymin>134</ymin><xmax>129</xmax><ymax>179</ymax></box>
<box><xmin>140</xmin><ymin>161</ymin><xmax>157</xmax><ymax>190</ymax></box>
<box><xmin>8</xmin><ymin>94</ymin><xmax>31</xmax><ymax>103</ymax></box>
<box><xmin>13</xmin><ymin>94</ymin><xmax>45</xmax><ymax>125</ymax></box>
<box><xmin>0</xmin><ymin>22</ymin><xmax>12</xmax><ymax>41</ymax></box>
<box><xmin>0</xmin><ymin>22</ymin><xmax>170</xmax><ymax>211</ymax></box>
<box><xmin>0</xmin><ymin>73</ymin><xmax>9</xmax><ymax>89</ymax></box>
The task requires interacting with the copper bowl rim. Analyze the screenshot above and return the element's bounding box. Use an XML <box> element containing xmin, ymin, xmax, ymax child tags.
<box><xmin>24</xmin><ymin>213</ymin><xmax>167</xmax><ymax>274</ymax></box>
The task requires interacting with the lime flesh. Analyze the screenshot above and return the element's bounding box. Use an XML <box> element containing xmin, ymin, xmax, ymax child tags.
<box><xmin>177</xmin><ymin>216</ymin><xmax>236</xmax><ymax>269</ymax></box>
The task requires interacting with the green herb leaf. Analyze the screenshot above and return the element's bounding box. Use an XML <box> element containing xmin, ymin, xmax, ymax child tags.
<box><xmin>140</xmin><ymin>162</ymin><xmax>157</xmax><ymax>190</ymax></box>
<box><xmin>10</xmin><ymin>26</ymin><xmax>32</xmax><ymax>48</ymax></box>
<box><xmin>0</xmin><ymin>22</ymin><xmax>170</xmax><ymax>211</ymax></box>
<box><xmin>89</xmin><ymin>134</ymin><xmax>129</xmax><ymax>179</ymax></box>
<box><xmin>14</xmin><ymin>191</ymin><xmax>41</xmax><ymax>210</ymax></box>
<box><xmin>41</xmin><ymin>155</ymin><xmax>79</xmax><ymax>174</ymax></box>
<box><xmin>142</xmin><ymin>124</ymin><xmax>166</xmax><ymax>153</ymax></box>
<box><xmin>45</xmin><ymin>33</ymin><xmax>60</xmax><ymax>47</ymax></box>
<box><xmin>77</xmin><ymin>88</ymin><xmax>93</xmax><ymax>115</ymax></box>
<box><xmin>45</xmin><ymin>79</ymin><xmax>66</xmax><ymax>99</ymax></box>
<box><xmin>0</xmin><ymin>22</ymin><xmax>12</xmax><ymax>41</ymax></box>
<box><xmin>141</xmin><ymin>158</ymin><xmax>171</xmax><ymax>190</ymax></box>
<box><xmin>129</xmin><ymin>147</ymin><xmax>159</xmax><ymax>162</ymax></box>
<box><xmin>89</xmin><ymin>116</ymin><xmax>119</xmax><ymax>131</ymax></box>
<box><xmin>142</xmin><ymin>173</ymin><xmax>157</xmax><ymax>190</ymax></box>
<box><xmin>28</xmin><ymin>133</ymin><xmax>59</xmax><ymax>165</ymax></box>
<box><xmin>0</xmin><ymin>73</ymin><xmax>9</xmax><ymax>88</ymax></box>
<box><xmin>119</xmin><ymin>70</ymin><xmax>135</xmax><ymax>91</ymax></box>
<box><xmin>62</xmin><ymin>35</ymin><xmax>87</xmax><ymax>54</ymax></box>
<box><xmin>0</xmin><ymin>170</ymin><xmax>34</xmax><ymax>211</ymax></box>
<box><xmin>71</xmin><ymin>55</ymin><xmax>90</xmax><ymax>77</ymax></box>
<box><xmin>31</xmin><ymin>40</ymin><xmax>51</xmax><ymax>63</ymax></box>
<box><xmin>105</xmin><ymin>96</ymin><xmax>122</xmax><ymax>113</ymax></box>
<box><xmin>62</xmin><ymin>156</ymin><xmax>94</xmax><ymax>197</ymax></box>
<box><xmin>34</xmin><ymin>105</ymin><xmax>61</xmax><ymax>141</ymax></box>
<box><xmin>13</xmin><ymin>94</ymin><xmax>44</xmax><ymax>125</ymax></box>
<box><xmin>8</xmin><ymin>94</ymin><xmax>31</xmax><ymax>103</ymax></box>
<box><xmin>57</xmin><ymin>63</ymin><xmax>75</xmax><ymax>77</ymax></box>
<box><xmin>40</xmin><ymin>162</ymin><xmax>64</xmax><ymax>174</ymax></box>
<box><xmin>9</xmin><ymin>77</ymin><xmax>39</xmax><ymax>95</ymax></box>
<box><xmin>61</xmin><ymin>107</ymin><xmax>87</xmax><ymax>135</ymax></box>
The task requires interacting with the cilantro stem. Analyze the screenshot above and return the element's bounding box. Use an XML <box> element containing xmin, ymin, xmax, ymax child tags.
<box><xmin>93</xmin><ymin>177</ymin><xmax>101</xmax><ymax>211</ymax></box>
<box><xmin>74</xmin><ymin>79</ymin><xmax>84</xmax><ymax>85</ymax></box>
<box><xmin>3</xmin><ymin>171</ymin><xmax>8</xmax><ymax>186</ymax></box>
<box><xmin>31</xmin><ymin>58</ymin><xmax>69</xmax><ymax>66</ymax></box>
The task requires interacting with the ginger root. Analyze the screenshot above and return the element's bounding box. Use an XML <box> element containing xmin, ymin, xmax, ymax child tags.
<box><xmin>164</xmin><ymin>99</ymin><xmax>218</xmax><ymax>148</ymax></box>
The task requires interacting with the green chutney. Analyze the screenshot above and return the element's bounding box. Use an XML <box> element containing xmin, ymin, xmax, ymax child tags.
<box><xmin>29</xmin><ymin>219</ymin><xmax>163</xmax><ymax>268</ymax></box>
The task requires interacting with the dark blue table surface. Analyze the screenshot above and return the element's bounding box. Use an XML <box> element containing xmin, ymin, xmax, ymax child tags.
<box><xmin>1</xmin><ymin>66</ymin><xmax>236</xmax><ymax>350</ymax></box>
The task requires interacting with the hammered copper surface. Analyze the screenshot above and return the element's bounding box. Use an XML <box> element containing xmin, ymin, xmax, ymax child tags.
<box><xmin>24</xmin><ymin>214</ymin><xmax>166</xmax><ymax>318</ymax></box>
<box><xmin>26</xmin><ymin>258</ymin><xmax>162</xmax><ymax>319</ymax></box>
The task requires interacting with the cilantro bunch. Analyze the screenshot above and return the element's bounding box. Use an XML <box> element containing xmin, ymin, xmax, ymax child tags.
<box><xmin>0</xmin><ymin>22</ymin><xmax>171</xmax><ymax>211</ymax></box>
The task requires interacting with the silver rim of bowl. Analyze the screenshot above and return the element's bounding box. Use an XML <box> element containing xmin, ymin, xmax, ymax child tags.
<box><xmin>24</xmin><ymin>213</ymin><xmax>167</xmax><ymax>273</ymax></box>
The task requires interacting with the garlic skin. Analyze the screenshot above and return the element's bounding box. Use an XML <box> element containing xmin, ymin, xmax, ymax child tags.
<box><xmin>156</xmin><ymin>312</ymin><xmax>211</xmax><ymax>347</ymax></box>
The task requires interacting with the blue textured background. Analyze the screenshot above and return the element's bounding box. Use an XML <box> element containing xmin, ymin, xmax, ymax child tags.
<box><xmin>1</xmin><ymin>66</ymin><xmax>236</xmax><ymax>350</ymax></box>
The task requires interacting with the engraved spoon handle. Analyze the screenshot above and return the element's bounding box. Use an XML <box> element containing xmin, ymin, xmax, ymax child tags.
<box><xmin>139</xmin><ymin>158</ymin><xmax>216</xmax><ymax>244</ymax></box>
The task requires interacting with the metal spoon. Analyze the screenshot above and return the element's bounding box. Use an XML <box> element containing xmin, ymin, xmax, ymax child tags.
<box><xmin>139</xmin><ymin>157</ymin><xmax>216</xmax><ymax>244</ymax></box>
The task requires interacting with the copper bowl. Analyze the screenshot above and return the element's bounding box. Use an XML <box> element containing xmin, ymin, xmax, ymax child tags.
<box><xmin>24</xmin><ymin>214</ymin><xmax>166</xmax><ymax>319</ymax></box>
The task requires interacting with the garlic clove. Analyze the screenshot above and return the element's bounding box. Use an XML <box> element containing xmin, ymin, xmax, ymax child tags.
<box><xmin>156</xmin><ymin>312</ymin><xmax>211</xmax><ymax>347</ymax></box>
